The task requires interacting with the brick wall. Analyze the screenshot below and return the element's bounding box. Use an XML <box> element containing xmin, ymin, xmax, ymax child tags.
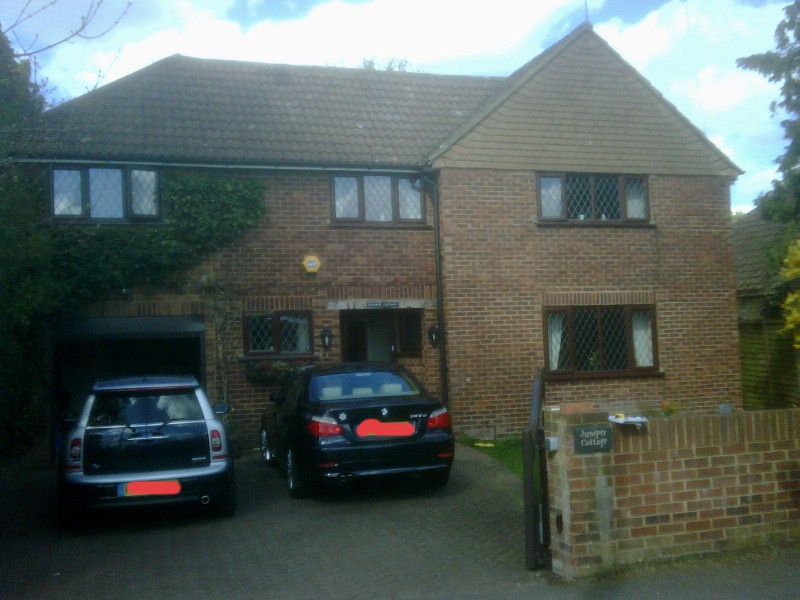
<box><xmin>438</xmin><ymin>168</ymin><xmax>742</xmax><ymax>437</ymax></box>
<box><xmin>544</xmin><ymin>408</ymin><xmax>800</xmax><ymax>579</ymax></box>
<box><xmin>85</xmin><ymin>169</ymin><xmax>441</xmax><ymax>446</ymax></box>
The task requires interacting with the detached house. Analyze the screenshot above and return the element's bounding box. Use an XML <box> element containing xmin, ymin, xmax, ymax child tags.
<box><xmin>28</xmin><ymin>24</ymin><xmax>743</xmax><ymax>443</ymax></box>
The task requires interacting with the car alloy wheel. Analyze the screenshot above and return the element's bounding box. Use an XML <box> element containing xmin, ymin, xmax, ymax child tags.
<box><xmin>259</xmin><ymin>428</ymin><xmax>274</xmax><ymax>465</ymax></box>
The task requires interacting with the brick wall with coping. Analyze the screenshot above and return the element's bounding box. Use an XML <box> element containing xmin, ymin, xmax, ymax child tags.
<box><xmin>544</xmin><ymin>408</ymin><xmax>800</xmax><ymax>579</ymax></box>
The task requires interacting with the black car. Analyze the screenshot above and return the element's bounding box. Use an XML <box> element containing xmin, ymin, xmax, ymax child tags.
<box><xmin>259</xmin><ymin>362</ymin><xmax>455</xmax><ymax>497</ymax></box>
<box><xmin>57</xmin><ymin>376</ymin><xmax>236</xmax><ymax>525</ymax></box>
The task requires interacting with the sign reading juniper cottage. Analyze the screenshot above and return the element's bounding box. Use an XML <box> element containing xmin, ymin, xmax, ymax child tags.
<box><xmin>573</xmin><ymin>424</ymin><xmax>612</xmax><ymax>454</ymax></box>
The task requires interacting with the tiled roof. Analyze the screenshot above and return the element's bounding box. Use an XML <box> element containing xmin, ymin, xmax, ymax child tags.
<box><xmin>28</xmin><ymin>24</ymin><xmax>740</xmax><ymax>177</ymax></box>
<box><xmin>732</xmin><ymin>208</ymin><xmax>787</xmax><ymax>296</ymax></box>
<box><xmin>34</xmin><ymin>56</ymin><xmax>502</xmax><ymax>168</ymax></box>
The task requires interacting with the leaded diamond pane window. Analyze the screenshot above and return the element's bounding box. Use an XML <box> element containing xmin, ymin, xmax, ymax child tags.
<box><xmin>248</xmin><ymin>316</ymin><xmax>274</xmax><ymax>352</ymax></box>
<box><xmin>53</xmin><ymin>170</ymin><xmax>82</xmax><ymax>216</ymax></box>
<box><xmin>602</xmin><ymin>307</ymin><xmax>628</xmax><ymax>371</ymax></box>
<box><xmin>567</xmin><ymin>175</ymin><xmax>592</xmax><ymax>220</ymax></box>
<box><xmin>398</xmin><ymin>178</ymin><xmax>422</xmax><ymax>220</ymax></box>
<box><xmin>51</xmin><ymin>167</ymin><xmax>160</xmax><ymax>221</ymax></box>
<box><xmin>540</xmin><ymin>177</ymin><xmax>563</xmax><ymax>219</ymax></box>
<box><xmin>332</xmin><ymin>174</ymin><xmax>424</xmax><ymax>225</ymax></box>
<box><xmin>545</xmin><ymin>305</ymin><xmax>657</xmax><ymax>377</ymax></box>
<box><xmin>89</xmin><ymin>169</ymin><xmax>124</xmax><ymax>219</ymax></box>
<box><xmin>246</xmin><ymin>312</ymin><xmax>312</xmax><ymax>355</ymax></box>
<box><xmin>280</xmin><ymin>313</ymin><xmax>311</xmax><ymax>353</ymax></box>
<box><xmin>539</xmin><ymin>173</ymin><xmax>648</xmax><ymax>223</ymax></box>
<box><xmin>626</xmin><ymin>178</ymin><xmax>647</xmax><ymax>219</ymax></box>
<box><xmin>595</xmin><ymin>176</ymin><xmax>620</xmax><ymax>220</ymax></box>
<box><xmin>132</xmin><ymin>170</ymin><xmax>158</xmax><ymax>216</ymax></box>
<box><xmin>334</xmin><ymin>177</ymin><xmax>358</xmax><ymax>219</ymax></box>
<box><xmin>574</xmin><ymin>308</ymin><xmax>600</xmax><ymax>371</ymax></box>
<box><xmin>364</xmin><ymin>176</ymin><xmax>392</xmax><ymax>222</ymax></box>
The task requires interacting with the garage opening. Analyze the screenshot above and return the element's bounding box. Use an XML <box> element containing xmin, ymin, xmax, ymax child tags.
<box><xmin>51</xmin><ymin>316</ymin><xmax>205</xmax><ymax>416</ymax></box>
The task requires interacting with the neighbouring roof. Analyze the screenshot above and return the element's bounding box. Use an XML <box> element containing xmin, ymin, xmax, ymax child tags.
<box><xmin>27</xmin><ymin>24</ymin><xmax>741</xmax><ymax>177</ymax></box>
<box><xmin>732</xmin><ymin>208</ymin><xmax>787</xmax><ymax>297</ymax></box>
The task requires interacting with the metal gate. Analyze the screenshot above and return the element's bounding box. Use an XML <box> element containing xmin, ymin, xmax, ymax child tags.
<box><xmin>523</xmin><ymin>369</ymin><xmax>551</xmax><ymax>569</ymax></box>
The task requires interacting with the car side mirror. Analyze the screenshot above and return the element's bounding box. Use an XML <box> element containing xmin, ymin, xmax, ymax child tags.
<box><xmin>212</xmin><ymin>403</ymin><xmax>230</xmax><ymax>415</ymax></box>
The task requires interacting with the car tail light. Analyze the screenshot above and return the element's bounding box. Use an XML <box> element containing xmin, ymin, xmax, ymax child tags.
<box><xmin>308</xmin><ymin>415</ymin><xmax>342</xmax><ymax>438</ymax></box>
<box><xmin>68</xmin><ymin>437</ymin><xmax>82</xmax><ymax>462</ymax></box>
<box><xmin>427</xmin><ymin>407</ymin><xmax>451</xmax><ymax>430</ymax></box>
<box><xmin>210</xmin><ymin>429</ymin><xmax>223</xmax><ymax>452</ymax></box>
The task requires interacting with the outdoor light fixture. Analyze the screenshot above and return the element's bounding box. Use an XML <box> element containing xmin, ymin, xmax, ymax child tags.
<box><xmin>320</xmin><ymin>327</ymin><xmax>332</xmax><ymax>350</ymax></box>
<box><xmin>427</xmin><ymin>325</ymin><xmax>440</xmax><ymax>348</ymax></box>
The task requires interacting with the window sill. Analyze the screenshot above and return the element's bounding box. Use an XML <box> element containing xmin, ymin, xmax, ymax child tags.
<box><xmin>545</xmin><ymin>369</ymin><xmax>665</xmax><ymax>383</ymax></box>
<box><xmin>536</xmin><ymin>220</ymin><xmax>656</xmax><ymax>229</ymax></box>
<box><xmin>329</xmin><ymin>222</ymin><xmax>431</xmax><ymax>231</ymax></box>
<box><xmin>238</xmin><ymin>353</ymin><xmax>315</xmax><ymax>363</ymax></box>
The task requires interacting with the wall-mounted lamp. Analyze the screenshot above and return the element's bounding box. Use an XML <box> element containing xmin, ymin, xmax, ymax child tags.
<box><xmin>427</xmin><ymin>325</ymin><xmax>440</xmax><ymax>348</ymax></box>
<box><xmin>320</xmin><ymin>327</ymin><xmax>332</xmax><ymax>351</ymax></box>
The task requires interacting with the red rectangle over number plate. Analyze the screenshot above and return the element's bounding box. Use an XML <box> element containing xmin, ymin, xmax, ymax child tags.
<box><xmin>356</xmin><ymin>419</ymin><xmax>415</xmax><ymax>438</ymax></box>
<box><xmin>125</xmin><ymin>480</ymin><xmax>181</xmax><ymax>496</ymax></box>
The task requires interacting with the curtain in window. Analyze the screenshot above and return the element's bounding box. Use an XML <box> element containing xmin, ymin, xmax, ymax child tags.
<box><xmin>547</xmin><ymin>312</ymin><xmax>566</xmax><ymax>370</ymax></box>
<box><xmin>632</xmin><ymin>310</ymin><xmax>654</xmax><ymax>367</ymax></box>
<box><xmin>625</xmin><ymin>179</ymin><xmax>647</xmax><ymax>219</ymax></box>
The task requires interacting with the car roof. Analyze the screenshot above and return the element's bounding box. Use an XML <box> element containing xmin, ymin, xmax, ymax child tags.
<box><xmin>92</xmin><ymin>375</ymin><xmax>199</xmax><ymax>392</ymax></box>
<box><xmin>301</xmin><ymin>362</ymin><xmax>406</xmax><ymax>376</ymax></box>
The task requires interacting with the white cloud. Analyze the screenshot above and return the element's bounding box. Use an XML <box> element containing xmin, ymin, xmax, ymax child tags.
<box><xmin>596</xmin><ymin>0</ymin><xmax>786</xmax><ymax>207</ymax></box>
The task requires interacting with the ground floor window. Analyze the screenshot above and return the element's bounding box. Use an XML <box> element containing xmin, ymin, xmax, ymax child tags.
<box><xmin>545</xmin><ymin>305</ymin><xmax>657</xmax><ymax>378</ymax></box>
<box><xmin>244</xmin><ymin>312</ymin><xmax>313</xmax><ymax>356</ymax></box>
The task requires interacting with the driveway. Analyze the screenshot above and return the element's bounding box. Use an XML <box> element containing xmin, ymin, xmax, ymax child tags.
<box><xmin>0</xmin><ymin>444</ymin><xmax>564</xmax><ymax>599</ymax></box>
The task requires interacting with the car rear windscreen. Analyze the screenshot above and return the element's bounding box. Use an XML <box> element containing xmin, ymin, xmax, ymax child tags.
<box><xmin>88</xmin><ymin>390</ymin><xmax>204</xmax><ymax>426</ymax></box>
<box><xmin>310</xmin><ymin>371</ymin><xmax>420</xmax><ymax>402</ymax></box>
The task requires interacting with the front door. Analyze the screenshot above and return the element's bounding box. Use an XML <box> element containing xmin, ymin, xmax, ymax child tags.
<box><xmin>340</xmin><ymin>310</ymin><xmax>395</xmax><ymax>362</ymax></box>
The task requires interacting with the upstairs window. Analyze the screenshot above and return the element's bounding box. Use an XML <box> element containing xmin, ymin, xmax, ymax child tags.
<box><xmin>538</xmin><ymin>173</ymin><xmax>648</xmax><ymax>223</ymax></box>
<box><xmin>332</xmin><ymin>174</ymin><xmax>424</xmax><ymax>225</ymax></box>
<box><xmin>244</xmin><ymin>312</ymin><xmax>313</xmax><ymax>356</ymax></box>
<box><xmin>52</xmin><ymin>167</ymin><xmax>159</xmax><ymax>221</ymax></box>
<box><xmin>545</xmin><ymin>305</ymin><xmax>657</xmax><ymax>378</ymax></box>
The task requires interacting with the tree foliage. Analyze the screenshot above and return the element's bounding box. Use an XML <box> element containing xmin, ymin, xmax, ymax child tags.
<box><xmin>737</xmin><ymin>0</ymin><xmax>800</xmax><ymax>223</ymax></box>
<box><xmin>0</xmin><ymin>24</ymin><xmax>266</xmax><ymax>457</ymax></box>
<box><xmin>781</xmin><ymin>240</ymin><xmax>800</xmax><ymax>347</ymax></box>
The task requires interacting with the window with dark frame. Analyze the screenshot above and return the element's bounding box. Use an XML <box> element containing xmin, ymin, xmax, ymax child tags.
<box><xmin>245</xmin><ymin>312</ymin><xmax>313</xmax><ymax>355</ymax></box>
<box><xmin>52</xmin><ymin>167</ymin><xmax>160</xmax><ymax>221</ymax></box>
<box><xmin>332</xmin><ymin>174</ymin><xmax>424</xmax><ymax>225</ymax></box>
<box><xmin>538</xmin><ymin>173</ymin><xmax>648</xmax><ymax>222</ymax></box>
<box><xmin>545</xmin><ymin>305</ymin><xmax>657</xmax><ymax>377</ymax></box>
<box><xmin>397</xmin><ymin>310</ymin><xmax>423</xmax><ymax>357</ymax></box>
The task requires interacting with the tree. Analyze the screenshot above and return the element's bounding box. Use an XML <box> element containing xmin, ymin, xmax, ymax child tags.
<box><xmin>737</xmin><ymin>0</ymin><xmax>800</xmax><ymax>223</ymax></box>
<box><xmin>781</xmin><ymin>241</ymin><xmax>800</xmax><ymax>347</ymax></box>
<box><xmin>2</xmin><ymin>0</ymin><xmax>131</xmax><ymax>59</ymax></box>
<box><xmin>738</xmin><ymin>1</ymin><xmax>800</xmax><ymax>341</ymax></box>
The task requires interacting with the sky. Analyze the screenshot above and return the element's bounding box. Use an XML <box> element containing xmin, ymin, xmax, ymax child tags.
<box><xmin>0</xmin><ymin>0</ymin><xmax>791</xmax><ymax>213</ymax></box>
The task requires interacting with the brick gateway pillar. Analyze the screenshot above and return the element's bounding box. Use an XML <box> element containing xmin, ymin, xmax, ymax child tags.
<box><xmin>543</xmin><ymin>408</ymin><xmax>800</xmax><ymax>579</ymax></box>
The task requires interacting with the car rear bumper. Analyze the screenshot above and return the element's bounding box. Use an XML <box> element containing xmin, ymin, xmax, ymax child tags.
<box><xmin>58</xmin><ymin>464</ymin><xmax>233</xmax><ymax>510</ymax></box>
<box><xmin>302</xmin><ymin>436</ymin><xmax>455</xmax><ymax>483</ymax></box>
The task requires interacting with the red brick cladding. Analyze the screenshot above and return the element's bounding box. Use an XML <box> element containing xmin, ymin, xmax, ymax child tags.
<box><xmin>87</xmin><ymin>169</ymin><xmax>441</xmax><ymax>444</ymax></box>
<box><xmin>545</xmin><ymin>409</ymin><xmax>800</xmax><ymax>579</ymax></box>
<box><xmin>438</xmin><ymin>168</ymin><xmax>741</xmax><ymax>437</ymax></box>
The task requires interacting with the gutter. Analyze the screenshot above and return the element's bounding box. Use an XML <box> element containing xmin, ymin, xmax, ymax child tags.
<box><xmin>424</xmin><ymin>167</ymin><xmax>449</xmax><ymax>407</ymax></box>
<box><xmin>14</xmin><ymin>157</ymin><xmax>422</xmax><ymax>175</ymax></box>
